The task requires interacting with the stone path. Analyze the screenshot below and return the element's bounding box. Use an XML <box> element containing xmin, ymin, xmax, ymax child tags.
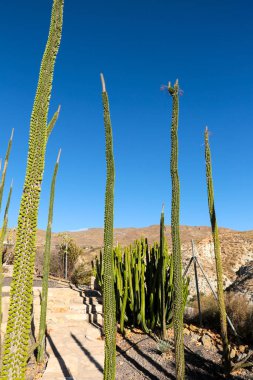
<box><xmin>1</xmin><ymin>283</ymin><xmax>104</xmax><ymax>380</ymax></box>
<box><xmin>41</xmin><ymin>287</ymin><xmax>104</xmax><ymax>380</ymax></box>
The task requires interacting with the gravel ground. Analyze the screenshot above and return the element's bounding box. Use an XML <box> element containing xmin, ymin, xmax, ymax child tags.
<box><xmin>116</xmin><ymin>329</ymin><xmax>253</xmax><ymax>380</ymax></box>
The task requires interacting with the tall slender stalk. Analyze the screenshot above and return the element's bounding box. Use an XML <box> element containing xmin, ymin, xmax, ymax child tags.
<box><xmin>0</xmin><ymin>129</ymin><xmax>14</xmax><ymax>212</ymax></box>
<box><xmin>0</xmin><ymin>182</ymin><xmax>13</xmax><ymax>357</ymax></box>
<box><xmin>204</xmin><ymin>127</ymin><xmax>230</xmax><ymax>372</ymax></box>
<box><xmin>100</xmin><ymin>73</ymin><xmax>116</xmax><ymax>380</ymax></box>
<box><xmin>160</xmin><ymin>204</ymin><xmax>167</xmax><ymax>339</ymax></box>
<box><xmin>168</xmin><ymin>79</ymin><xmax>185</xmax><ymax>380</ymax></box>
<box><xmin>37</xmin><ymin>149</ymin><xmax>61</xmax><ymax>363</ymax></box>
<box><xmin>0</xmin><ymin>1</ymin><xmax>63</xmax><ymax>378</ymax></box>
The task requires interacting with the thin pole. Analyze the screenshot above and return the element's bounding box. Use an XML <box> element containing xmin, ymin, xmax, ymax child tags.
<box><xmin>64</xmin><ymin>243</ymin><xmax>68</xmax><ymax>280</ymax></box>
<box><xmin>191</xmin><ymin>240</ymin><xmax>202</xmax><ymax>326</ymax></box>
<box><xmin>196</xmin><ymin>256</ymin><xmax>237</xmax><ymax>336</ymax></box>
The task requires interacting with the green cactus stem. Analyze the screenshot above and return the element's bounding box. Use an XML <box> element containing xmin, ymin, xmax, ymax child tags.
<box><xmin>160</xmin><ymin>204</ymin><xmax>167</xmax><ymax>339</ymax></box>
<box><xmin>37</xmin><ymin>149</ymin><xmax>61</xmax><ymax>363</ymax></box>
<box><xmin>0</xmin><ymin>129</ymin><xmax>14</xmax><ymax>212</ymax></box>
<box><xmin>0</xmin><ymin>181</ymin><xmax>13</xmax><ymax>357</ymax></box>
<box><xmin>47</xmin><ymin>105</ymin><xmax>61</xmax><ymax>140</ymax></box>
<box><xmin>0</xmin><ymin>1</ymin><xmax>64</xmax><ymax>378</ymax></box>
<box><xmin>101</xmin><ymin>73</ymin><xmax>116</xmax><ymax>380</ymax></box>
<box><xmin>168</xmin><ymin>79</ymin><xmax>185</xmax><ymax>380</ymax></box>
<box><xmin>204</xmin><ymin>127</ymin><xmax>230</xmax><ymax>373</ymax></box>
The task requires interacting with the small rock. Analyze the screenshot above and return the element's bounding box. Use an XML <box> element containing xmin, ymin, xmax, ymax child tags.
<box><xmin>230</xmin><ymin>348</ymin><xmax>236</xmax><ymax>359</ymax></box>
<box><xmin>189</xmin><ymin>324</ymin><xmax>199</xmax><ymax>332</ymax></box>
<box><xmin>239</xmin><ymin>345</ymin><xmax>246</xmax><ymax>353</ymax></box>
<box><xmin>183</xmin><ymin>328</ymin><xmax>190</xmax><ymax>335</ymax></box>
<box><xmin>200</xmin><ymin>334</ymin><xmax>212</xmax><ymax>349</ymax></box>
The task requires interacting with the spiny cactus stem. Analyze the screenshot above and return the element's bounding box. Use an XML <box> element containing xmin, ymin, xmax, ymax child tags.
<box><xmin>205</xmin><ymin>127</ymin><xmax>230</xmax><ymax>373</ymax></box>
<box><xmin>168</xmin><ymin>79</ymin><xmax>185</xmax><ymax>380</ymax></box>
<box><xmin>37</xmin><ymin>149</ymin><xmax>61</xmax><ymax>363</ymax></box>
<box><xmin>0</xmin><ymin>1</ymin><xmax>64</xmax><ymax>377</ymax></box>
<box><xmin>101</xmin><ymin>73</ymin><xmax>116</xmax><ymax>380</ymax></box>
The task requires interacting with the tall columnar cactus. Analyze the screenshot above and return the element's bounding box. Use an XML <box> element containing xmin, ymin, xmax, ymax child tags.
<box><xmin>101</xmin><ymin>73</ymin><xmax>116</xmax><ymax>380</ymax></box>
<box><xmin>0</xmin><ymin>182</ymin><xmax>13</xmax><ymax>357</ymax></box>
<box><xmin>0</xmin><ymin>129</ymin><xmax>14</xmax><ymax>211</ymax></box>
<box><xmin>160</xmin><ymin>204</ymin><xmax>167</xmax><ymax>339</ymax></box>
<box><xmin>204</xmin><ymin>127</ymin><xmax>230</xmax><ymax>372</ymax></box>
<box><xmin>168</xmin><ymin>80</ymin><xmax>185</xmax><ymax>380</ymax></box>
<box><xmin>37</xmin><ymin>149</ymin><xmax>61</xmax><ymax>363</ymax></box>
<box><xmin>0</xmin><ymin>1</ymin><xmax>64</xmax><ymax>378</ymax></box>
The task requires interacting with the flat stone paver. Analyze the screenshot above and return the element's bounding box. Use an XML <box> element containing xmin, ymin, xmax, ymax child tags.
<box><xmin>42</xmin><ymin>319</ymin><xmax>104</xmax><ymax>380</ymax></box>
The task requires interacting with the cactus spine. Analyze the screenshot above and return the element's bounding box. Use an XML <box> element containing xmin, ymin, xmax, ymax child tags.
<box><xmin>0</xmin><ymin>1</ymin><xmax>64</xmax><ymax>378</ymax></box>
<box><xmin>204</xmin><ymin>127</ymin><xmax>230</xmax><ymax>372</ymax></box>
<box><xmin>101</xmin><ymin>73</ymin><xmax>116</xmax><ymax>380</ymax></box>
<box><xmin>37</xmin><ymin>149</ymin><xmax>61</xmax><ymax>363</ymax></box>
<box><xmin>168</xmin><ymin>80</ymin><xmax>185</xmax><ymax>380</ymax></box>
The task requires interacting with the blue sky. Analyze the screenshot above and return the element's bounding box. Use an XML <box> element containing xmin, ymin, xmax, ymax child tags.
<box><xmin>0</xmin><ymin>0</ymin><xmax>252</xmax><ymax>232</ymax></box>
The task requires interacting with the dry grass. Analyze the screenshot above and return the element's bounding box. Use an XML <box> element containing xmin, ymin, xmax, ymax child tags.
<box><xmin>186</xmin><ymin>292</ymin><xmax>253</xmax><ymax>343</ymax></box>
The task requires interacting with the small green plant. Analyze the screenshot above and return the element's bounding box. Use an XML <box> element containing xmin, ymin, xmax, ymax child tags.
<box><xmin>156</xmin><ymin>338</ymin><xmax>173</xmax><ymax>355</ymax></box>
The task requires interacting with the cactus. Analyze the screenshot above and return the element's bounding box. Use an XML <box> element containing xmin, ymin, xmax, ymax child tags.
<box><xmin>93</xmin><ymin>237</ymin><xmax>189</xmax><ymax>334</ymax></box>
<box><xmin>0</xmin><ymin>1</ymin><xmax>64</xmax><ymax>378</ymax></box>
<box><xmin>168</xmin><ymin>79</ymin><xmax>185</xmax><ymax>380</ymax></box>
<box><xmin>0</xmin><ymin>182</ymin><xmax>13</xmax><ymax>357</ymax></box>
<box><xmin>37</xmin><ymin>149</ymin><xmax>61</xmax><ymax>363</ymax></box>
<box><xmin>101</xmin><ymin>73</ymin><xmax>116</xmax><ymax>380</ymax></box>
<box><xmin>204</xmin><ymin>127</ymin><xmax>230</xmax><ymax>372</ymax></box>
<box><xmin>0</xmin><ymin>129</ymin><xmax>14</xmax><ymax>212</ymax></box>
<box><xmin>160</xmin><ymin>204</ymin><xmax>167</xmax><ymax>339</ymax></box>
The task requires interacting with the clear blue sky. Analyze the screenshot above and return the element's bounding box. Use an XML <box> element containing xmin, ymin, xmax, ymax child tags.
<box><xmin>0</xmin><ymin>0</ymin><xmax>252</xmax><ymax>232</ymax></box>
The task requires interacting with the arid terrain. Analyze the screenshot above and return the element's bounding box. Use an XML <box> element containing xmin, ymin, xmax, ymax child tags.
<box><xmin>5</xmin><ymin>225</ymin><xmax>252</xmax><ymax>296</ymax></box>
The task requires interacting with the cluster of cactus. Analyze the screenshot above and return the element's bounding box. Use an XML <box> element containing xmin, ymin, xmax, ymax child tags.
<box><xmin>93</xmin><ymin>237</ymin><xmax>189</xmax><ymax>334</ymax></box>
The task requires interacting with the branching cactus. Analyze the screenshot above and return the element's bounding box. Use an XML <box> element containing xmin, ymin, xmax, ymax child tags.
<box><xmin>37</xmin><ymin>149</ymin><xmax>61</xmax><ymax>363</ymax></box>
<box><xmin>100</xmin><ymin>73</ymin><xmax>116</xmax><ymax>380</ymax></box>
<box><xmin>204</xmin><ymin>127</ymin><xmax>230</xmax><ymax>372</ymax></box>
<box><xmin>0</xmin><ymin>1</ymin><xmax>64</xmax><ymax>378</ymax></box>
<box><xmin>168</xmin><ymin>79</ymin><xmax>185</xmax><ymax>380</ymax></box>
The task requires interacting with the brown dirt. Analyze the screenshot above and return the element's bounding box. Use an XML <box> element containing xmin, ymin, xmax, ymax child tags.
<box><xmin>116</xmin><ymin>327</ymin><xmax>253</xmax><ymax>380</ymax></box>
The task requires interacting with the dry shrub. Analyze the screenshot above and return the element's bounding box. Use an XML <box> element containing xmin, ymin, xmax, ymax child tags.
<box><xmin>186</xmin><ymin>292</ymin><xmax>253</xmax><ymax>343</ymax></box>
<box><xmin>225</xmin><ymin>292</ymin><xmax>253</xmax><ymax>342</ymax></box>
<box><xmin>71</xmin><ymin>263</ymin><xmax>93</xmax><ymax>286</ymax></box>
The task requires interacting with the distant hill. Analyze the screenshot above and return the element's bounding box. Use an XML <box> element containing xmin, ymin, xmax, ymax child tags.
<box><xmin>7</xmin><ymin>225</ymin><xmax>253</xmax><ymax>295</ymax></box>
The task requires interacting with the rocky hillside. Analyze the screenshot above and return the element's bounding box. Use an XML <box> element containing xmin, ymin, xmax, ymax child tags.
<box><xmin>6</xmin><ymin>226</ymin><xmax>253</xmax><ymax>295</ymax></box>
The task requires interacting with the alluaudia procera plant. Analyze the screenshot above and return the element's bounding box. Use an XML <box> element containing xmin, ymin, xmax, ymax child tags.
<box><xmin>0</xmin><ymin>128</ymin><xmax>14</xmax><ymax>212</ymax></box>
<box><xmin>168</xmin><ymin>79</ymin><xmax>185</xmax><ymax>380</ymax></box>
<box><xmin>37</xmin><ymin>149</ymin><xmax>61</xmax><ymax>363</ymax></box>
<box><xmin>1</xmin><ymin>1</ymin><xmax>64</xmax><ymax>378</ymax></box>
<box><xmin>100</xmin><ymin>73</ymin><xmax>116</xmax><ymax>380</ymax></box>
<box><xmin>0</xmin><ymin>181</ymin><xmax>13</xmax><ymax>357</ymax></box>
<box><xmin>204</xmin><ymin>127</ymin><xmax>230</xmax><ymax>373</ymax></box>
